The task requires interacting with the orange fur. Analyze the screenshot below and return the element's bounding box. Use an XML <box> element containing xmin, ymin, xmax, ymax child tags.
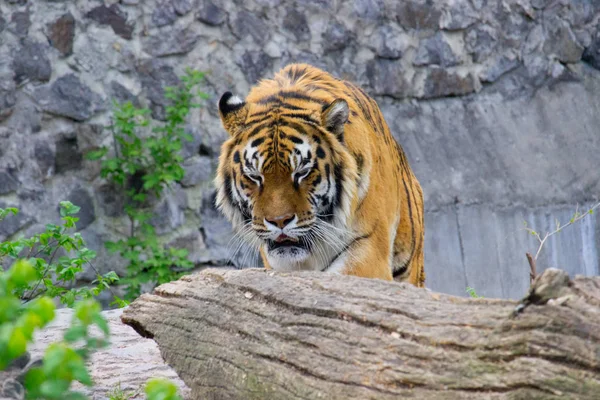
<box><xmin>216</xmin><ymin>64</ymin><xmax>424</xmax><ymax>287</ymax></box>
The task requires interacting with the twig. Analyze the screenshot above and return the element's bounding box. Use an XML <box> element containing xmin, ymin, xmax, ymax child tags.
<box><xmin>526</xmin><ymin>252</ymin><xmax>536</xmax><ymax>284</ymax></box>
<box><xmin>83</xmin><ymin>257</ymin><xmax>120</xmax><ymax>301</ymax></box>
<box><xmin>23</xmin><ymin>246</ymin><xmax>60</xmax><ymax>303</ymax></box>
<box><xmin>524</xmin><ymin>201</ymin><xmax>600</xmax><ymax>284</ymax></box>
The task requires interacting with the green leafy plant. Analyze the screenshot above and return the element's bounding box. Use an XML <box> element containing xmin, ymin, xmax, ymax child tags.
<box><xmin>86</xmin><ymin>68</ymin><xmax>206</xmax><ymax>300</ymax></box>
<box><xmin>108</xmin><ymin>383</ymin><xmax>136</xmax><ymax>400</ymax></box>
<box><xmin>0</xmin><ymin>260</ymin><xmax>109</xmax><ymax>399</ymax></box>
<box><xmin>466</xmin><ymin>286</ymin><xmax>483</xmax><ymax>299</ymax></box>
<box><xmin>0</xmin><ymin>203</ymin><xmax>121</xmax><ymax>306</ymax></box>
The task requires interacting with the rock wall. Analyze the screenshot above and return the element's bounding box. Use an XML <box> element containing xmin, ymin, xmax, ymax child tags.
<box><xmin>0</xmin><ymin>0</ymin><xmax>599</xmax><ymax>299</ymax></box>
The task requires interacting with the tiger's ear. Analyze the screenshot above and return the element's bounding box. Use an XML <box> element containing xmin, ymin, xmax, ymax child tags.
<box><xmin>218</xmin><ymin>91</ymin><xmax>248</xmax><ymax>135</ymax></box>
<box><xmin>321</xmin><ymin>99</ymin><xmax>349</xmax><ymax>141</ymax></box>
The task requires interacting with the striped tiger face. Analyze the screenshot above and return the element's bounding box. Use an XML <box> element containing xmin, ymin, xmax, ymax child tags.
<box><xmin>216</xmin><ymin>92</ymin><xmax>350</xmax><ymax>265</ymax></box>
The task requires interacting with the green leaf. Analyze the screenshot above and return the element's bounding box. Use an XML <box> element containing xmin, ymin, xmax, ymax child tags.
<box><xmin>23</xmin><ymin>367</ymin><xmax>47</xmax><ymax>394</ymax></box>
<box><xmin>145</xmin><ymin>378</ymin><xmax>182</xmax><ymax>400</ymax></box>
<box><xmin>63</xmin><ymin>325</ymin><xmax>87</xmax><ymax>343</ymax></box>
<box><xmin>10</xmin><ymin>259</ymin><xmax>37</xmax><ymax>287</ymax></box>
<box><xmin>40</xmin><ymin>379</ymin><xmax>71</xmax><ymax>399</ymax></box>
<box><xmin>7</xmin><ymin>327</ymin><xmax>27</xmax><ymax>359</ymax></box>
<box><xmin>85</xmin><ymin>147</ymin><xmax>109</xmax><ymax>161</ymax></box>
<box><xmin>92</xmin><ymin>313</ymin><xmax>110</xmax><ymax>336</ymax></box>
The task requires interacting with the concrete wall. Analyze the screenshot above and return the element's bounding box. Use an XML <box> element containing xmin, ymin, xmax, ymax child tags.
<box><xmin>0</xmin><ymin>0</ymin><xmax>599</xmax><ymax>299</ymax></box>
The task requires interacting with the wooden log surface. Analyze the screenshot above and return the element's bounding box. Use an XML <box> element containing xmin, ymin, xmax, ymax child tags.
<box><xmin>121</xmin><ymin>268</ymin><xmax>600</xmax><ymax>399</ymax></box>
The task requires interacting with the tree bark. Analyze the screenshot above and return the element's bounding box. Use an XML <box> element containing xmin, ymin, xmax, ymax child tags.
<box><xmin>121</xmin><ymin>268</ymin><xmax>600</xmax><ymax>400</ymax></box>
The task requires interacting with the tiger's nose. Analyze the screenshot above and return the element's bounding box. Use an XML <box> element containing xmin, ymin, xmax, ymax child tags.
<box><xmin>265</xmin><ymin>214</ymin><xmax>295</xmax><ymax>229</ymax></box>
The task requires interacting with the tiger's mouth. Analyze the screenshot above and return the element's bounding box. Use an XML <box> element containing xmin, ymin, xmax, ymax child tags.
<box><xmin>267</xmin><ymin>235</ymin><xmax>309</xmax><ymax>251</ymax></box>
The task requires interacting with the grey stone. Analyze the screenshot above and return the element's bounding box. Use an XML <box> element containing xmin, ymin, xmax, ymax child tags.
<box><xmin>149</xmin><ymin>192</ymin><xmax>186</xmax><ymax>235</ymax></box>
<box><xmin>0</xmin><ymin>171</ymin><xmax>18</xmax><ymax>195</ymax></box>
<box><xmin>143</xmin><ymin>27</ymin><xmax>199</xmax><ymax>57</ymax></box>
<box><xmin>181</xmin><ymin>156</ymin><xmax>213</xmax><ymax>187</ymax></box>
<box><xmin>322</xmin><ymin>21</ymin><xmax>351</xmax><ymax>52</ymax></box>
<box><xmin>9</xmin><ymin>10</ymin><xmax>30</xmax><ymax>37</ymax></box>
<box><xmin>582</xmin><ymin>31</ymin><xmax>600</xmax><ymax>70</ymax></box>
<box><xmin>17</xmin><ymin>183</ymin><xmax>45</xmax><ymax>203</ymax></box>
<box><xmin>439</xmin><ymin>0</ymin><xmax>478</xmax><ymax>30</ymax></box>
<box><xmin>414</xmin><ymin>32</ymin><xmax>460</xmax><ymax>67</ymax></box>
<box><xmin>395</xmin><ymin>1</ymin><xmax>441</xmax><ymax>30</ymax></box>
<box><xmin>0</xmin><ymin>202</ymin><xmax>33</xmax><ymax>241</ymax></box>
<box><xmin>371</xmin><ymin>24</ymin><xmax>409</xmax><ymax>59</ymax></box>
<box><xmin>110</xmin><ymin>81</ymin><xmax>140</xmax><ymax>106</ymax></box>
<box><xmin>283</xmin><ymin>8</ymin><xmax>310</xmax><ymax>42</ymax></box>
<box><xmin>480</xmin><ymin>54</ymin><xmax>520</xmax><ymax>83</ymax></box>
<box><xmin>0</xmin><ymin>73</ymin><xmax>16</xmax><ymax>122</ymax></box>
<box><xmin>199</xmin><ymin>190</ymin><xmax>261</xmax><ymax>267</ymax></box>
<box><xmin>152</xmin><ymin>0</ymin><xmax>193</xmax><ymax>25</ymax></box>
<box><xmin>137</xmin><ymin>59</ymin><xmax>179</xmax><ymax>120</ymax></box>
<box><xmin>167</xmin><ymin>230</ymin><xmax>206</xmax><ymax>264</ymax></box>
<box><xmin>231</xmin><ymin>11</ymin><xmax>270</xmax><ymax>45</ymax></box>
<box><xmin>180</xmin><ymin>125</ymin><xmax>204</xmax><ymax>159</ymax></box>
<box><xmin>54</xmin><ymin>135</ymin><xmax>82</xmax><ymax>174</ymax></box>
<box><xmin>172</xmin><ymin>0</ymin><xmax>194</xmax><ymax>16</ymax></box>
<box><xmin>46</xmin><ymin>13</ymin><xmax>75</xmax><ymax>57</ymax></box>
<box><xmin>152</xmin><ymin>2</ymin><xmax>178</xmax><ymax>27</ymax></box>
<box><xmin>96</xmin><ymin>183</ymin><xmax>125</xmax><ymax>218</ymax></box>
<box><xmin>543</xmin><ymin>19</ymin><xmax>584</xmax><ymax>63</ymax></box>
<box><xmin>64</xmin><ymin>186</ymin><xmax>96</xmax><ymax>230</ymax></box>
<box><xmin>353</xmin><ymin>0</ymin><xmax>384</xmax><ymax>20</ymax></box>
<box><xmin>34</xmin><ymin>142</ymin><xmax>55</xmax><ymax>179</ymax></box>
<box><xmin>421</xmin><ymin>67</ymin><xmax>478</xmax><ymax>99</ymax></box>
<box><xmin>86</xmin><ymin>4</ymin><xmax>134</xmax><ymax>40</ymax></box>
<box><xmin>236</xmin><ymin>50</ymin><xmax>273</xmax><ymax>84</ymax></box>
<box><xmin>113</xmin><ymin>48</ymin><xmax>136</xmax><ymax>73</ymax></box>
<box><xmin>11</xmin><ymin>40</ymin><xmax>52</xmax><ymax>84</ymax></box>
<box><xmin>465</xmin><ymin>24</ymin><xmax>497</xmax><ymax>63</ymax></box>
<box><xmin>36</xmin><ymin>74</ymin><xmax>105</xmax><ymax>121</ymax></box>
<box><xmin>523</xmin><ymin>54</ymin><xmax>549</xmax><ymax>86</ymax></box>
<box><xmin>0</xmin><ymin>13</ymin><xmax>5</xmax><ymax>34</ymax></box>
<box><xmin>196</xmin><ymin>0</ymin><xmax>227</xmax><ymax>26</ymax></box>
<box><xmin>366</xmin><ymin>58</ymin><xmax>409</xmax><ymax>98</ymax></box>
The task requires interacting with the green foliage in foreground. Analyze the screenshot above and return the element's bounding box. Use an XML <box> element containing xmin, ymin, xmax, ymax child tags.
<box><xmin>86</xmin><ymin>68</ymin><xmax>207</xmax><ymax>300</ymax></box>
<box><xmin>0</xmin><ymin>202</ymin><xmax>122</xmax><ymax>307</ymax></box>
<box><xmin>0</xmin><ymin>260</ymin><xmax>109</xmax><ymax>398</ymax></box>
<box><xmin>1</xmin><ymin>260</ymin><xmax>183</xmax><ymax>399</ymax></box>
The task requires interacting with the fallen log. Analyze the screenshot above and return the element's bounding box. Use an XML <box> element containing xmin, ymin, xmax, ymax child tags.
<box><xmin>121</xmin><ymin>268</ymin><xmax>600</xmax><ymax>399</ymax></box>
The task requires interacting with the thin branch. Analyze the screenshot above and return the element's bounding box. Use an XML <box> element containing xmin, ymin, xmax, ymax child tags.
<box><xmin>524</xmin><ymin>201</ymin><xmax>600</xmax><ymax>285</ymax></box>
<box><xmin>526</xmin><ymin>252</ymin><xmax>536</xmax><ymax>284</ymax></box>
<box><xmin>82</xmin><ymin>257</ymin><xmax>120</xmax><ymax>300</ymax></box>
<box><xmin>23</xmin><ymin>246</ymin><xmax>61</xmax><ymax>303</ymax></box>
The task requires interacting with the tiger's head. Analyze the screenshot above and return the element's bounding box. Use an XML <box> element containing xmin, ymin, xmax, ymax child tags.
<box><xmin>215</xmin><ymin>91</ymin><xmax>358</xmax><ymax>269</ymax></box>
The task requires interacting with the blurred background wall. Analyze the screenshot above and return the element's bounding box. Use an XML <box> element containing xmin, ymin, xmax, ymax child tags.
<box><xmin>0</xmin><ymin>0</ymin><xmax>599</xmax><ymax>299</ymax></box>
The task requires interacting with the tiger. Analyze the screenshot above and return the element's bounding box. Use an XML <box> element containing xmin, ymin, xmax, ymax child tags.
<box><xmin>215</xmin><ymin>63</ymin><xmax>425</xmax><ymax>286</ymax></box>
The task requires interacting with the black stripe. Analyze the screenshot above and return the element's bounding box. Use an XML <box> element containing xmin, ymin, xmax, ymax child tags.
<box><xmin>289</xmin><ymin>135</ymin><xmax>303</xmax><ymax>144</ymax></box>
<box><xmin>246</xmin><ymin>114</ymin><xmax>272</xmax><ymax>125</ymax></box>
<box><xmin>399</xmin><ymin>177</ymin><xmax>416</xmax><ymax>275</ymax></box>
<box><xmin>224</xmin><ymin>172</ymin><xmax>234</xmax><ymax>206</ymax></box>
<box><xmin>279</xmin><ymin>113</ymin><xmax>320</xmax><ymax>125</ymax></box>
<box><xmin>251</xmin><ymin>137</ymin><xmax>265</xmax><ymax>147</ymax></box>
<box><xmin>322</xmin><ymin>232</ymin><xmax>372</xmax><ymax>272</ymax></box>
<box><xmin>332</xmin><ymin>163</ymin><xmax>344</xmax><ymax>208</ymax></box>
<box><xmin>281</xmin><ymin>91</ymin><xmax>328</xmax><ymax>106</ymax></box>
<box><xmin>246</xmin><ymin>121</ymin><xmax>274</xmax><ymax>139</ymax></box>
<box><xmin>393</xmin><ymin>265</ymin><xmax>408</xmax><ymax>278</ymax></box>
